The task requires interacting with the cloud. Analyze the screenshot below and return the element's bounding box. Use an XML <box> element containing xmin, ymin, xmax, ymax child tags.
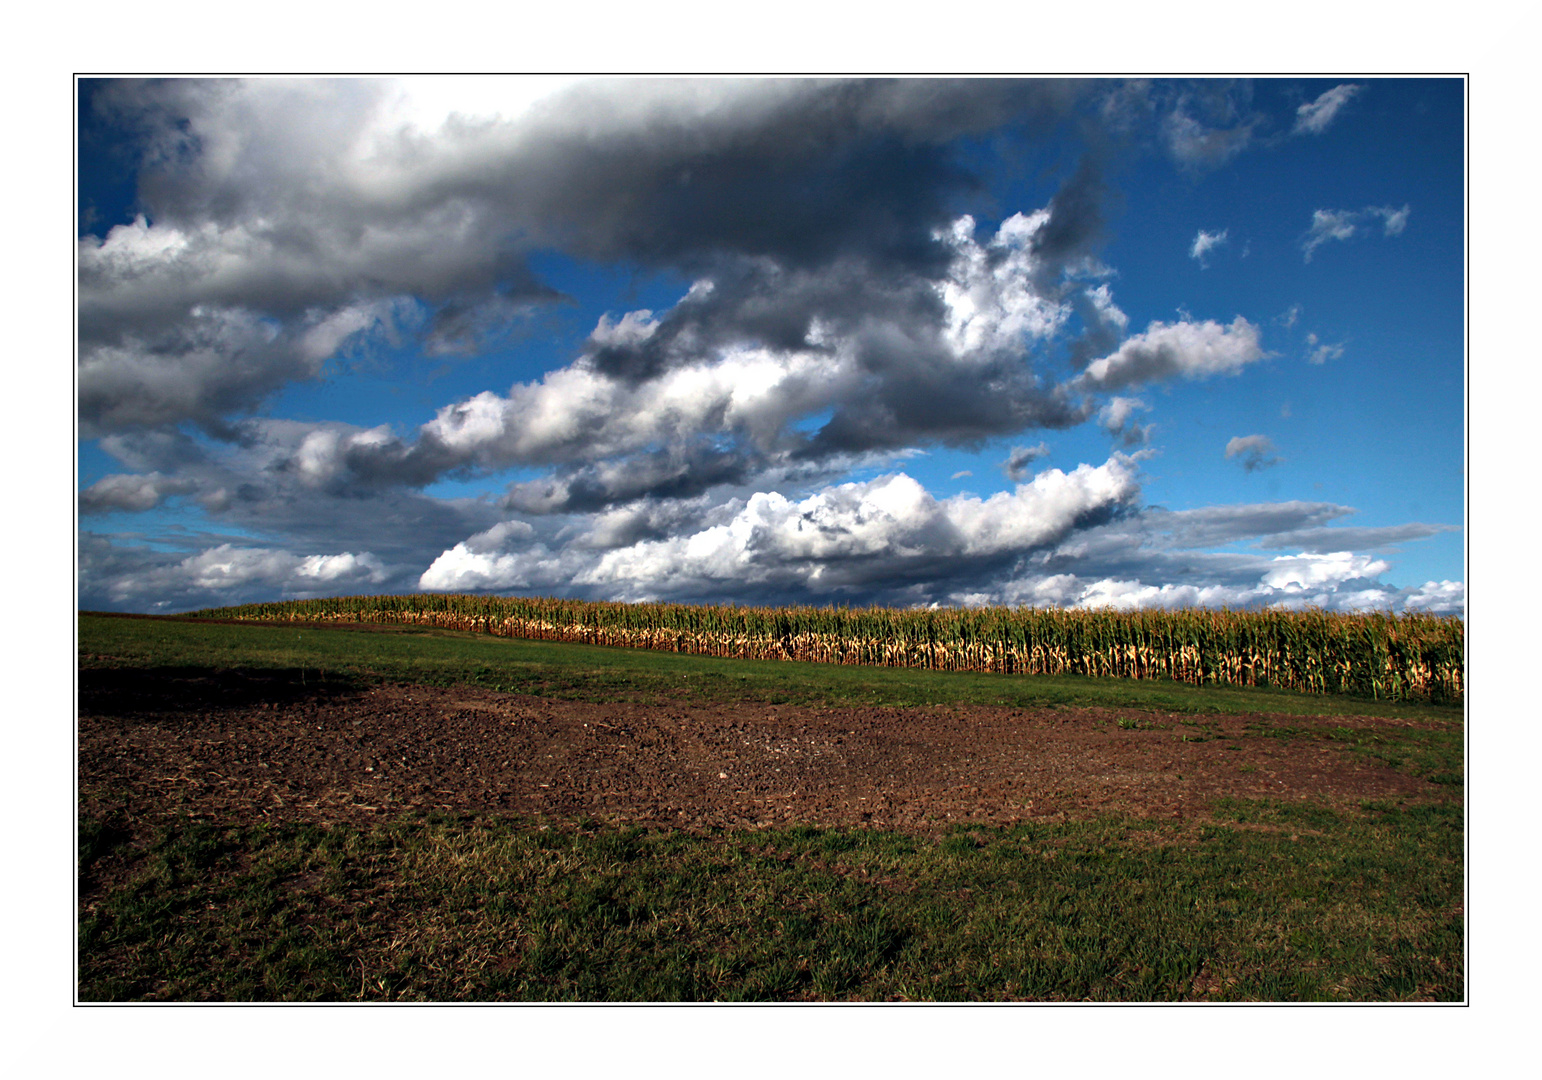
<box><xmin>1139</xmin><ymin>502</ymin><xmax>1350</xmax><ymax>549</ymax></box>
<box><xmin>1078</xmin><ymin>316</ymin><xmax>1266</xmax><ymax>391</ymax></box>
<box><xmin>1225</xmin><ymin>434</ymin><xmax>1280</xmax><ymax>472</ymax></box>
<box><xmin>1380</xmin><ymin>205</ymin><xmax>1411</xmax><ymax>236</ymax></box>
<box><xmin>1302</xmin><ymin>205</ymin><xmax>1412</xmax><ymax>261</ymax></box>
<box><xmin>1002</xmin><ymin>443</ymin><xmax>1051</xmax><ymax>482</ymax></box>
<box><xmin>1302</xmin><ymin>210</ymin><xmax>1359</xmax><ymax>261</ymax></box>
<box><xmin>1404</xmin><ymin>580</ymin><xmax>1465</xmax><ymax>613</ymax></box>
<box><xmin>1305</xmin><ymin>333</ymin><xmax>1345</xmax><ymax>365</ymax></box>
<box><xmin>77</xmin><ymin>78</ymin><xmax>1090</xmax><ymax>435</ymax></box>
<box><xmin>77</xmin><ymin>80</ymin><xmax>1274</xmax><ymax>537</ymax></box>
<box><xmin>1189</xmin><ymin>228</ymin><xmax>1228</xmax><ymax>267</ymax></box>
<box><xmin>80</xmin><ymin>457</ymin><xmax>1462</xmax><ymax>616</ymax></box>
<box><xmin>78</xmin><ymin>295</ymin><xmax>416</xmax><ymax>436</ymax></box>
<box><xmin>947</xmin><ymin>559</ymin><xmax>1456</xmax><ymax>616</ymax></box>
<box><xmin>1292</xmin><ymin>84</ymin><xmax>1361</xmax><ymax>135</ymax></box>
<box><xmin>497</xmin><ymin>445</ymin><xmax>764</xmax><ymax>515</ymax></box>
<box><xmin>79</xmin><ymin>471</ymin><xmax>200</xmax><ymax>513</ymax></box>
<box><xmin>79</xmin><ymin>535</ymin><xmax>393</xmax><ymax>611</ymax></box>
<box><xmin>246</xmin><ymin>205</ymin><xmax>1122</xmax><ymax>506</ymax></box>
<box><xmin>82</xmin><ymin>421</ymin><xmax>510</xmax><ymax>570</ymax></box>
<box><xmin>1098</xmin><ymin>397</ymin><xmax>1151</xmax><ymax>447</ymax></box>
<box><xmin>422</xmin><ymin>457</ymin><xmax>1141</xmax><ymax>603</ymax></box>
<box><xmin>1255</xmin><ymin>521</ymin><xmax>1457</xmax><ymax>553</ymax></box>
<box><xmin>945</xmin><ymin>499</ymin><xmax>1459</xmax><ymax>614</ymax></box>
<box><xmin>1035</xmin><ymin>551</ymin><xmax>1391</xmax><ymax>612</ymax></box>
<box><xmin>1160</xmin><ymin>86</ymin><xmax>1261</xmax><ymax>170</ymax></box>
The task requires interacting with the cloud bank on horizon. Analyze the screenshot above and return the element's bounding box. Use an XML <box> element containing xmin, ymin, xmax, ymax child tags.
<box><xmin>77</xmin><ymin>77</ymin><xmax>1466</xmax><ymax>615</ymax></box>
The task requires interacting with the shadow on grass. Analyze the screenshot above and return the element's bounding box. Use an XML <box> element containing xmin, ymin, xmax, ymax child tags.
<box><xmin>78</xmin><ymin>666</ymin><xmax>368</xmax><ymax>716</ymax></box>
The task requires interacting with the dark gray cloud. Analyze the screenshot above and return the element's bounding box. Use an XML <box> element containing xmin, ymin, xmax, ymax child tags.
<box><xmin>576</xmin><ymin>257</ymin><xmax>947</xmax><ymax>386</ymax></box>
<box><xmin>79</xmin><ymin>78</ymin><xmax>1098</xmax><ymax>436</ymax></box>
<box><xmin>1002</xmin><ymin>443</ymin><xmax>1051</xmax><ymax>482</ymax></box>
<box><xmin>1254</xmin><ymin>522</ymin><xmax>1457</xmax><ymax>553</ymax></box>
<box><xmin>79</xmin><ymin>470</ymin><xmax>200</xmax><ymax>513</ymax></box>
<box><xmin>1144</xmin><ymin>502</ymin><xmax>1348</xmax><ymax>549</ymax></box>
<box><xmin>78</xmin><ymin>532</ymin><xmax>409</xmax><ymax>613</ymax></box>
<box><xmin>88</xmin><ymin>422</ymin><xmax>506</xmax><ymax>568</ymax></box>
<box><xmin>1027</xmin><ymin>156</ymin><xmax>1108</xmax><ymax>274</ymax></box>
<box><xmin>795</xmin><ymin>334</ymin><xmax>1091</xmax><ymax>459</ymax></box>
<box><xmin>500</xmin><ymin>445</ymin><xmax>762</xmax><ymax>515</ymax></box>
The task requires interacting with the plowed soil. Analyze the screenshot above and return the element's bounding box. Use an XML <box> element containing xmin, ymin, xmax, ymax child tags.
<box><xmin>79</xmin><ymin>667</ymin><xmax>1453</xmax><ymax>842</ymax></box>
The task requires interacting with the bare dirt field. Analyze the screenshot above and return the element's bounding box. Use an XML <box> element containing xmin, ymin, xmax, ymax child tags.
<box><xmin>79</xmin><ymin>667</ymin><xmax>1451</xmax><ymax>840</ymax></box>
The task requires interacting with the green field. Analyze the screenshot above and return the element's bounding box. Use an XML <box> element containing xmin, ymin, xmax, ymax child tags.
<box><xmin>77</xmin><ymin>613</ymin><xmax>1465</xmax><ymax>1002</ymax></box>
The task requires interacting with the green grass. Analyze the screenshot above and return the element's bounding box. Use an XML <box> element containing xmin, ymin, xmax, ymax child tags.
<box><xmin>77</xmin><ymin>803</ymin><xmax>1463</xmax><ymax>1002</ymax></box>
<box><xmin>79</xmin><ymin>613</ymin><xmax>1463</xmax><ymax>722</ymax></box>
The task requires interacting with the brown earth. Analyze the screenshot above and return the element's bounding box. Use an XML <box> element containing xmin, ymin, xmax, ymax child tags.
<box><xmin>79</xmin><ymin>667</ymin><xmax>1454</xmax><ymax>845</ymax></box>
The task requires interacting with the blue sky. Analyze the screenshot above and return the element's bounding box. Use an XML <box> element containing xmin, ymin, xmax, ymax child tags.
<box><xmin>76</xmin><ymin>77</ymin><xmax>1465</xmax><ymax>614</ymax></box>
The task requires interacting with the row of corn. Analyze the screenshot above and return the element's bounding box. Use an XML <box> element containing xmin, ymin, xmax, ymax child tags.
<box><xmin>190</xmin><ymin>594</ymin><xmax>1465</xmax><ymax>704</ymax></box>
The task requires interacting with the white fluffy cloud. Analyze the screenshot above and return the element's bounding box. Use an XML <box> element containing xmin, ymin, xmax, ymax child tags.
<box><xmin>422</xmin><ymin>458</ymin><xmax>1141</xmax><ymax>600</ymax></box>
<box><xmin>936</xmin><ymin>211</ymin><xmax>1071</xmax><ymax>356</ymax></box>
<box><xmin>1404</xmin><ymin>580</ymin><xmax>1465</xmax><ymax>612</ymax></box>
<box><xmin>1260</xmin><ymin>551</ymin><xmax>1390</xmax><ymax>590</ymax></box>
<box><xmin>949</xmin><ymin>552</ymin><xmax>1449</xmax><ymax>615</ymax></box>
<box><xmin>82</xmin><ymin>457</ymin><xmax>1461</xmax><ymax>616</ymax></box>
<box><xmin>1078</xmin><ymin>317</ymin><xmax>1265</xmax><ymax>391</ymax></box>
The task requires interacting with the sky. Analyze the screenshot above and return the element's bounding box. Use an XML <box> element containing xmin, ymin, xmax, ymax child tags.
<box><xmin>75</xmin><ymin>76</ymin><xmax>1466</xmax><ymax>615</ymax></box>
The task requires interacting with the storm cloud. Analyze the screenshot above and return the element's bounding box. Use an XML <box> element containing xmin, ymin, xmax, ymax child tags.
<box><xmin>78</xmin><ymin>78</ymin><xmax>1089</xmax><ymax>434</ymax></box>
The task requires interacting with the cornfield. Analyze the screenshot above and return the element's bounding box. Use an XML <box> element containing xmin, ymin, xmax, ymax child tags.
<box><xmin>189</xmin><ymin>594</ymin><xmax>1465</xmax><ymax>705</ymax></box>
